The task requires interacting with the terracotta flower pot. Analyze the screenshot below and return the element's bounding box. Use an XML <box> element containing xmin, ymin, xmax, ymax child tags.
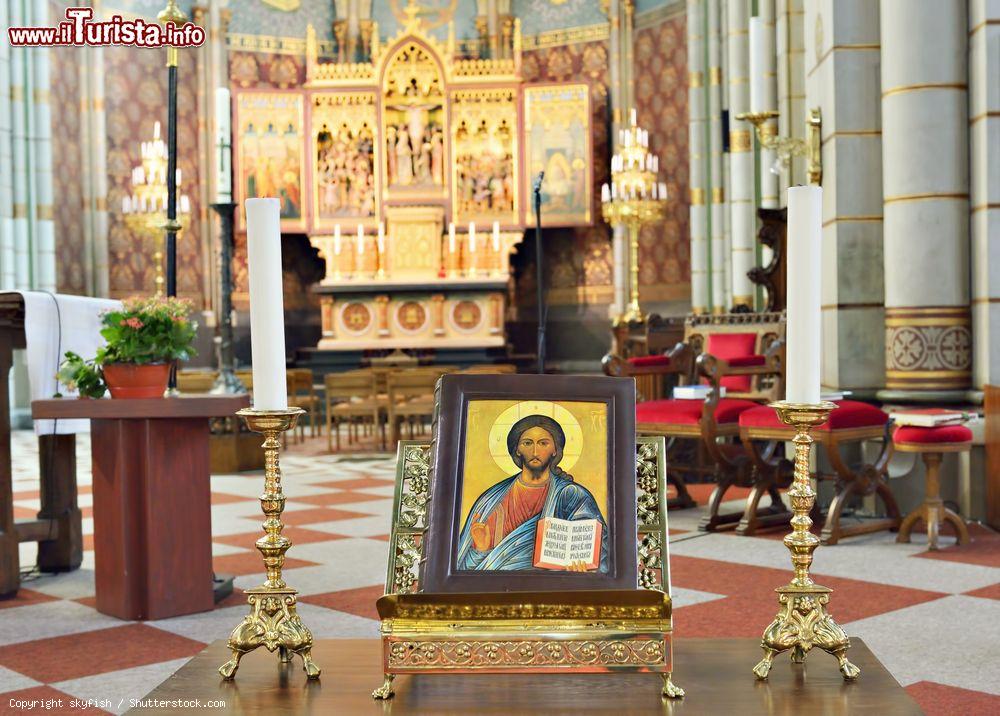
<box><xmin>102</xmin><ymin>362</ymin><xmax>171</xmax><ymax>399</ymax></box>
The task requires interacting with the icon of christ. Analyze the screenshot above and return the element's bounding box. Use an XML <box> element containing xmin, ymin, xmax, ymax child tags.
<box><xmin>457</xmin><ymin>414</ymin><xmax>609</xmax><ymax>573</ymax></box>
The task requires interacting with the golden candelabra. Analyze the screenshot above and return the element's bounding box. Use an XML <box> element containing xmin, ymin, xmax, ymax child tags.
<box><xmin>219</xmin><ymin>408</ymin><xmax>321</xmax><ymax>681</ymax></box>
<box><xmin>752</xmin><ymin>401</ymin><xmax>859</xmax><ymax>681</ymax></box>
<box><xmin>735</xmin><ymin>107</ymin><xmax>822</xmax><ymax>185</ymax></box>
<box><xmin>121</xmin><ymin>121</ymin><xmax>190</xmax><ymax>296</ymax></box>
<box><xmin>601</xmin><ymin>110</ymin><xmax>668</xmax><ymax>325</ymax></box>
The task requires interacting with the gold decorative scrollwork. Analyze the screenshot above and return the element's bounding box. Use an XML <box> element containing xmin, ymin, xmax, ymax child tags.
<box><xmin>635</xmin><ymin>437</ymin><xmax>666</xmax><ymax>592</ymax></box>
<box><xmin>385</xmin><ymin>442</ymin><xmax>433</xmax><ymax>594</ymax></box>
<box><xmin>386</xmin><ymin>638</ymin><xmax>665</xmax><ymax>668</ymax></box>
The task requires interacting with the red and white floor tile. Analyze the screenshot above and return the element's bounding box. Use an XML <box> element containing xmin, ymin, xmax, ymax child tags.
<box><xmin>1</xmin><ymin>431</ymin><xmax>998</xmax><ymax>715</ymax></box>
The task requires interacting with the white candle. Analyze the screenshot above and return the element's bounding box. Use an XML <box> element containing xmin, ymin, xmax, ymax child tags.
<box><xmin>356</xmin><ymin>225</ymin><xmax>364</xmax><ymax>256</ymax></box>
<box><xmin>749</xmin><ymin>17</ymin><xmax>769</xmax><ymax>114</ymax></box>
<box><xmin>659</xmin><ymin>182</ymin><xmax>667</xmax><ymax>199</ymax></box>
<box><xmin>122</xmin><ymin>196</ymin><xmax>129</xmax><ymax>213</ymax></box>
<box><xmin>244</xmin><ymin>198</ymin><xmax>288</xmax><ymax>410</ymax></box>
<box><xmin>785</xmin><ymin>186</ymin><xmax>823</xmax><ymax>404</ymax></box>
<box><xmin>492</xmin><ymin>221</ymin><xmax>500</xmax><ymax>252</ymax></box>
<box><xmin>448</xmin><ymin>222</ymin><xmax>456</xmax><ymax>253</ymax></box>
<box><xmin>630</xmin><ymin>108</ymin><xmax>637</xmax><ymax>125</ymax></box>
<box><xmin>601</xmin><ymin>184</ymin><xmax>610</xmax><ymax>203</ymax></box>
<box><xmin>377</xmin><ymin>222</ymin><xmax>386</xmax><ymax>256</ymax></box>
<box><xmin>153</xmin><ymin>121</ymin><xmax>160</xmax><ymax>139</ymax></box>
<box><xmin>180</xmin><ymin>195</ymin><xmax>190</xmax><ymax>214</ymax></box>
<box><xmin>469</xmin><ymin>222</ymin><xmax>477</xmax><ymax>252</ymax></box>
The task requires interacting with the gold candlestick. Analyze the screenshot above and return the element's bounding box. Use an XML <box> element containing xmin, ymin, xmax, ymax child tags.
<box><xmin>219</xmin><ymin>407</ymin><xmax>321</xmax><ymax>681</ymax></box>
<box><xmin>752</xmin><ymin>401</ymin><xmax>859</xmax><ymax>681</ymax></box>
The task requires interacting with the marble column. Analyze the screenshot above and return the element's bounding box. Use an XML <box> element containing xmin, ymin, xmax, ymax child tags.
<box><xmin>757</xmin><ymin>0</ymin><xmax>779</xmax><ymax>212</ymax></box>
<box><xmin>880</xmin><ymin>0</ymin><xmax>970</xmax><ymax>397</ymax></box>
<box><xmin>970</xmin><ymin>0</ymin><xmax>999</xmax><ymax>389</ymax></box>
<box><xmin>727</xmin><ymin>0</ymin><xmax>754</xmax><ymax>309</ymax></box>
<box><xmin>0</xmin><ymin>0</ymin><xmax>15</xmax><ymax>289</ymax></box>
<box><xmin>707</xmin><ymin>0</ymin><xmax>727</xmax><ymax>312</ymax></box>
<box><xmin>688</xmin><ymin>0</ymin><xmax>709</xmax><ymax>314</ymax></box>
<box><xmin>776</xmin><ymin>0</ymin><xmax>806</xmax><ymax>193</ymax></box>
<box><xmin>805</xmin><ymin>0</ymin><xmax>884</xmax><ymax>393</ymax></box>
<box><xmin>83</xmin><ymin>41</ymin><xmax>109</xmax><ymax>297</ymax></box>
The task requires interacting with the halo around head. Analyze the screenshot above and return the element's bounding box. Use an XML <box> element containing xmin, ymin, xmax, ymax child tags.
<box><xmin>488</xmin><ymin>400</ymin><xmax>583</xmax><ymax>473</ymax></box>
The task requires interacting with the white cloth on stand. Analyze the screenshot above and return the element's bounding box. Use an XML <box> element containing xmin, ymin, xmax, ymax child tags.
<box><xmin>5</xmin><ymin>291</ymin><xmax>121</xmax><ymax>435</ymax></box>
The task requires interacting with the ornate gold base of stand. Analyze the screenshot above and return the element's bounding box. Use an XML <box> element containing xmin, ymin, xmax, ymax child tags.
<box><xmin>372</xmin><ymin>590</ymin><xmax>682</xmax><ymax>701</ymax></box>
<box><xmin>218</xmin><ymin>588</ymin><xmax>321</xmax><ymax>680</ymax></box>
<box><xmin>752</xmin><ymin>584</ymin><xmax>859</xmax><ymax>681</ymax></box>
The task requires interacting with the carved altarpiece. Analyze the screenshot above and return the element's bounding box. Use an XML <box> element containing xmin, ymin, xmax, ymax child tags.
<box><xmin>231</xmin><ymin>5</ymin><xmax>592</xmax><ymax>352</ymax></box>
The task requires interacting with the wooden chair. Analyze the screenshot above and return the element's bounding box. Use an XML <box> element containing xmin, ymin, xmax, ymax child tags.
<box><xmin>176</xmin><ymin>370</ymin><xmax>216</xmax><ymax>394</ymax></box>
<box><xmin>603</xmin><ymin>312</ymin><xmax>786</xmax><ymax>523</ymax></box>
<box><xmin>738</xmin><ymin>400</ymin><xmax>900</xmax><ymax>542</ymax></box>
<box><xmin>458</xmin><ymin>364</ymin><xmax>517</xmax><ymax>374</ymax></box>
<box><xmin>287</xmin><ymin>368</ymin><xmax>321</xmax><ymax>440</ymax></box>
<box><xmin>386</xmin><ymin>370</ymin><xmax>439</xmax><ymax>446</ymax></box>
<box><xmin>325</xmin><ymin>370</ymin><xmax>385</xmax><ymax>452</ymax></box>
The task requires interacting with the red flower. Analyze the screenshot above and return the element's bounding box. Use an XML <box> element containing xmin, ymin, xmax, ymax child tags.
<box><xmin>120</xmin><ymin>317</ymin><xmax>144</xmax><ymax>329</ymax></box>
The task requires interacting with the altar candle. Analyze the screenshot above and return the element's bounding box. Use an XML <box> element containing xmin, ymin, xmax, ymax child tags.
<box><xmin>215</xmin><ymin>87</ymin><xmax>232</xmax><ymax>202</ymax></box>
<box><xmin>448</xmin><ymin>222</ymin><xmax>456</xmax><ymax>253</ymax></box>
<box><xmin>356</xmin><ymin>225</ymin><xmax>364</xmax><ymax>256</ymax></box>
<box><xmin>377</xmin><ymin>222</ymin><xmax>386</xmax><ymax>256</ymax></box>
<box><xmin>785</xmin><ymin>186</ymin><xmax>822</xmax><ymax>404</ymax></box>
<box><xmin>122</xmin><ymin>196</ymin><xmax>129</xmax><ymax>213</ymax></box>
<box><xmin>601</xmin><ymin>184</ymin><xmax>610</xmax><ymax>203</ymax></box>
<box><xmin>659</xmin><ymin>182</ymin><xmax>667</xmax><ymax>199</ymax></box>
<box><xmin>244</xmin><ymin>198</ymin><xmax>287</xmax><ymax>410</ymax></box>
<box><xmin>749</xmin><ymin>17</ymin><xmax>768</xmax><ymax>114</ymax></box>
<box><xmin>630</xmin><ymin>108</ymin><xmax>637</xmax><ymax>125</ymax></box>
<box><xmin>469</xmin><ymin>222</ymin><xmax>477</xmax><ymax>252</ymax></box>
<box><xmin>153</xmin><ymin>121</ymin><xmax>160</xmax><ymax>140</ymax></box>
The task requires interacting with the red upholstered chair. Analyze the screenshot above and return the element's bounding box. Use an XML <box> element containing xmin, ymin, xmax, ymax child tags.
<box><xmin>738</xmin><ymin>400</ymin><xmax>900</xmax><ymax>543</ymax></box>
<box><xmin>894</xmin><ymin>422</ymin><xmax>973</xmax><ymax>550</ymax></box>
<box><xmin>603</xmin><ymin>312</ymin><xmax>786</xmax><ymax>524</ymax></box>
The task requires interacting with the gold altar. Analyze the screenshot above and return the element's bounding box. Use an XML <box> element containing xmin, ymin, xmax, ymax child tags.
<box><xmin>233</xmin><ymin>3</ymin><xmax>593</xmax><ymax>353</ymax></box>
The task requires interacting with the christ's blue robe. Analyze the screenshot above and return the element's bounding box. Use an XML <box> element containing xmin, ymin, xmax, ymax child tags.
<box><xmin>457</xmin><ymin>474</ymin><xmax>609</xmax><ymax>573</ymax></box>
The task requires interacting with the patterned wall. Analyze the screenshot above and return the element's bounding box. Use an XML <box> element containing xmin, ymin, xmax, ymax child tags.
<box><xmin>49</xmin><ymin>1</ymin><xmax>87</xmax><ymax>295</ymax></box>
<box><xmin>518</xmin><ymin>40</ymin><xmax>613</xmax><ymax>308</ymax></box>
<box><xmin>103</xmin><ymin>43</ymin><xmax>203</xmax><ymax>301</ymax></box>
<box><xmin>633</xmin><ymin>13</ymin><xmax>690</xmax><ymax>303</ymax></box>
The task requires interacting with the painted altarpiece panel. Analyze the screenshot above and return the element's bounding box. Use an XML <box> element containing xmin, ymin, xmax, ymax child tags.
<box><xmin>234</xmin><ymin>91</ymin><xmax>308</xmax><ymax>232</ymax></box>
<box><xmin>381</xmin><ymin>40</ymin><xmax>448</xmax><ymax>200</ymax></box>
<box><xmin>522</xmin><ymin>83</ymin><xmax>592</xmax><ymax>227</ymax></box>
<box><xmin>309</xmin><ymin>91</ymin><xmax>379</xmax><ymax>231</ymax></box>
<box><xmin>450</xmin><ymin>88</ymin><xmax>520</xmax><ymax>227</ymax></box>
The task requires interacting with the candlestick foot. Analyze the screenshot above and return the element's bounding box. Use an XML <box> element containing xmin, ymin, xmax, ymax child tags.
<box><xmin>218</xmin><ymin>589</ymin><xmax>321</xmax><ymax>680</ymax></box>
<box><xmin>754</xmin><ymin>586</ymin><xmax>858</xmax><ymax>681</ymax></box>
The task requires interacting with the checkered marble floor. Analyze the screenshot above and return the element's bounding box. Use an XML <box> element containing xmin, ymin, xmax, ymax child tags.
<box><xmin>1</xmin><ymin>430</ymin><xmax>998</xmax><ymax>715</ymax></box>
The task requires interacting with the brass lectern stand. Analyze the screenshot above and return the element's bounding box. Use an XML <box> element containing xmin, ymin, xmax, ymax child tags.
<box><xmin>373</xmin><ymin>438</ymin><xmax>682</xmax><ymax>700</ymax></box>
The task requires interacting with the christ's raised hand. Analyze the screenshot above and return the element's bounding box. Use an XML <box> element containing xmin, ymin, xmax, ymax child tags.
<box><xmin>470</xmin><ymin>513</ymin><xmax>492</xmax><ymax>551</ymax></box>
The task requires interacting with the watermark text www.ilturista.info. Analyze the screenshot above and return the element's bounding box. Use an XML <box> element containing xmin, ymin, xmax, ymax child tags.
<box><xmin>8</xmin><ymin>7</ymin><xmax>205</xmax><ymax>48</ymax></box>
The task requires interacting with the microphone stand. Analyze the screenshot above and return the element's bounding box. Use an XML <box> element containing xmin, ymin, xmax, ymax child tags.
<box><xmin>533</xmin><ymin>172</ymin><xmax>546</xmax><ymax>375</ymax></box>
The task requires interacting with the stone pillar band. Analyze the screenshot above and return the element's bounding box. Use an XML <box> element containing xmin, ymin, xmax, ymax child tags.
<box><xmin>885</xmin><ymin>306</ymin><xmax>971</xmax><ymax>390</ymax></box>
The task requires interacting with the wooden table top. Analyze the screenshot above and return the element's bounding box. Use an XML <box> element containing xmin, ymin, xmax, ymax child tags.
<box><xmin>129</xmin><ymin>638</ymin><xmax>921</xmax><ymax>715</ymax></box>
<box><xmin>32</xmin><ymin>394</ymin><xmax>249</xmax><ymax>420</ymax></box>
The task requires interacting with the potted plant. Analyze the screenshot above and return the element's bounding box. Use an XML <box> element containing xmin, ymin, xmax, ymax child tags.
<box><xmin>57</xmin><ymin>296</ymin><xmax>198</xmax><ymax>399</ymax></box>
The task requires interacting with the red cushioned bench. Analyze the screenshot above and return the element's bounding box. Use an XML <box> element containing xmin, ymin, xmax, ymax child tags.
<box><xmin>738</xmin><ymin>400</ymin><xmax>900</xmax><ymax>543</ymax></box>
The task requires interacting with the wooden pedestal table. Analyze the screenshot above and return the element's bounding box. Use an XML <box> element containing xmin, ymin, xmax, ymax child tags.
<box><xmin>129</xmin><ymin>638</ymin><xmax>921</xmax><ymax>715</ymax></box>
<box><xmin>31</xmin><ymin>395</ymin><xmax>249</xmax><ymax>620</ymax></box>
